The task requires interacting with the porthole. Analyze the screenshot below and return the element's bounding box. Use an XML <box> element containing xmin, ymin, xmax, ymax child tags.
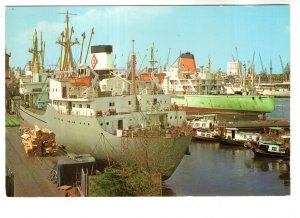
<box><xmin>100</xmin><ymin>123</ymin><xmax>103</xmax><ymax>126</ymax></box>
<box><xmin>106</xmin><ymin>122</ymin><xmax>109</xmax><ymax>125</ymax></box>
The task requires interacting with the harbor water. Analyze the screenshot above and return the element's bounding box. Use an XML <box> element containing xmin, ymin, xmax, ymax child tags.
<box><xmin>267</xmin><ymin>97</ymin><xmax>290</xmax><ymax>120</ymax></box>
<box><xmin>163</xmin><ymin>97</ymin><xmax>290</xmax><ymax>196</ymax></box>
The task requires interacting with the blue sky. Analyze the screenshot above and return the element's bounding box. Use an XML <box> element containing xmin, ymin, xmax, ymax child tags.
<box><xmin>5</xmin><ymin>5</ymin><xmax>290</xmax><ymax>73</ymax></box>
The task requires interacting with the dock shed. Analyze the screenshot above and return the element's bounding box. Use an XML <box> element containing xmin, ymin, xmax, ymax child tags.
<box><xmin>54</xmin><ymin>153</ymin><xmax>96</xmax><ymax>186</ymax></box>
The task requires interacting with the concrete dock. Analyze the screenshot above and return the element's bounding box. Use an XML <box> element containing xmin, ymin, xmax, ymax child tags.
<box><xmin>5</xmin><ymin>115</ymin><xmax>67</xmax><ymax>197</ymax></box>
<box><xmin>218</xmin><ymin>119</ymin><xmax>290</xmax><ymax>130</ymax></box>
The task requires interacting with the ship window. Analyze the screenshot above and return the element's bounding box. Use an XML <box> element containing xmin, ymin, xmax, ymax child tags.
<box><xmin>106</xmin><ymin>122</ymin><xmax>109</xmax><ymax>125</ymax></box>
<box><xmin>87</xmin><ymin>104</ymin><xmax>90</xmax><ymax>108</ymax></box>
<box><xmin>180</xmin><ymin>116</ymin><xmax>182</xmax><ymax>119</ymax></box>
<box><xmin>175</xmin><ymin>116</ymin><xmax>177</xmax><ymax>119</ymax></box>
<box><xmin>84</xmin><ymin>122</ymin><xmax>85</xmax><ymax>125</ymax></box>
<box><xmin>73</xmin><ymin>104</ymin><xmax>75</xmax><ymax>107</ymax></box>
<box><xmin>100</xmin><ymin>123</ymin><xmax>103</xmax><ymax>126</ymax></box>
<box><xmin>109</xmin><ymin>102</ymin><xmax>115</xmax><ymax>107</ymax></box>
<box><xmin>170</xmin><ymin>116</ymin><xmax>172</xmax><ymax>119</ymax></box>
<box><xmin>153</xmin><ymin>98</ymin><xmax>158</xmax><ymax>105</ymax></box>
<box><xmin>128</xmin><ymin>101</ymin><xmax>131</xmax><ymax>105</ymax></box>
<box><xmin>88</xmin><ymin>123</ymin><xmax>90</xmax><ymax>125</ymax></box>
<box><xmin>80</xmin><ymin>122</ymin><xmax>81</xmax><ymax>124</ymax></box>
<box><xmin>79</xmin><ymin>104</ymin><xmax>82</xmax><ymax>108</ymax></box>
<box><xmin>165</xmin><ymin>100</ymin><xmax>167</xmax><ymax>103</ymax></box>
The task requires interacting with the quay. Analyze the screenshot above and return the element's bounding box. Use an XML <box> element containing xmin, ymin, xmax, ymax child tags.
<box><xmin>5</xmin><ymin>114</ymin><xmax>67</xmax><ymax>197</ymax></box>
<box><xmin>218</xmin><ymin>119</ymin><xmax>290</xmax><ymax>130</ymax></box>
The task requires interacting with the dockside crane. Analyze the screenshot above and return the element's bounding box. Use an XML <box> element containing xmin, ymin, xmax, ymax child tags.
<box><xmin>84</xmin><ymin>28</ymin><xmax>94</xmax><ymax>64</ymax></box>
<box><xmin>235</xmin><ymin>46</ymin><xmax>241</xmax><ymax>75</ymax></box>
<box><xmin>279</xmin><ymin>55</ymin><xmax>284</xmax><ymax>74</ymax></box>
<box><xmin>164</xmin><ymin>48</ymin><xmax>171</xmax><ymax>70</ymax></box>
<box><xmin>269</xmin><ymin>59</ymin><xmax>272</xmax><ymax>84</ymax></box>
<box><xmin>79</xmin><ymin>32</ymin><xmax>86</xmax><ymax>64</ymax></box>
<box><xmin>259</xmin><ymin>53</ymin><xmax>267</xmax><ymax>74</ymax></box>
<box><xmin>279</xmin><ymin>55</ymin><xmax>289</xmax><ymax>82</ymax></box>
<box><xmin>249</xmin><ymin>51</ymin><xmax>255</xmax><ymax>91</ymax></box>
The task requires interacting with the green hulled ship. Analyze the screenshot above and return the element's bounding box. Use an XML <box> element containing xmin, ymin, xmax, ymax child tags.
<box><xmin>171</xmin><ymin>95</ymin><xmax>275</xmax><ymax>115</ymax></box>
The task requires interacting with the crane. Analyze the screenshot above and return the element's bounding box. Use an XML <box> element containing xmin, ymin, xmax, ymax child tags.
<box><xmin>279</xmin><ymin>55</ymin><xmax>284</xmax><ymax>74</ymax></box>
<box><xmin>235</xmin><ymin>46</ymin><xmax>242</xmax><ymax>77</ymax></box>
<box><xmin>269</xmin><ymin>59</ymin><xmax>273</xmax><ymax>84</ymax></box>
<box><xmin>235</xmin><ymin>46</ymin><xmax>239</xmax><ymax>62</ymax></box>
<box><xmin>84</xmin><ymin>28</ymin><xmax>94</xmax><ymax>64</ymax></box>
<box><xmin>164</xmin><ymin>48</ymin><xmax>171</xmax><ymax>70</ymax></box>
<box><xmin>259</xmin><ymin>53</ymin><xmax>266</xmax><ymax>74</ymax></box>
<box><xmin>79</xmin><ymin>32</ymin><xmax>86</xmax><ymax>64</ymax></box>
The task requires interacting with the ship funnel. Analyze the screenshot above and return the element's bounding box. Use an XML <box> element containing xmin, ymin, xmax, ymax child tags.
<box><xmin>179</xmin><ymin>52</ymin><xmax>196</xmax><ymax>72</ymax></box>
<box><xmin>90</xmin><ymin>45</ymin><xmax>113</xmax><ymax>70</ymax></box>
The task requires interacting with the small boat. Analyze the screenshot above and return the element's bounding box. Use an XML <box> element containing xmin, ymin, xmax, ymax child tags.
<box><xmin>188</xmin><ymin>114</ymin><xmax>218</xmax><ymax>130</ymax></box>
<box><xmin>220</xmin><ymin>127</ymin><xmax>260</xmax><ymax>146</ymax></box>
<box><xmin>251</xmin><ymin>141</ymin><xmax>290</xmax><ymax>158</ymax></box>
<box><xmin>193</xmin><ymin>129</ymin><xmax>219</xmax><ymax>142</ymax></box>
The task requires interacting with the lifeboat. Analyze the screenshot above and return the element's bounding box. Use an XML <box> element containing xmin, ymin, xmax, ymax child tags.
<box><xmin>69</xmin><ymin>76</ymin><xmax>92</xmax><ymax>86</ymax></box>
<box><xmin>139</xmin><ymin>73</ymin><xmax>165</xmax><ymax>84</ymax></box>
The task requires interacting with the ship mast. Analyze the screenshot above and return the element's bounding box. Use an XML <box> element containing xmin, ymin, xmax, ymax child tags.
<box><xmin>56</xmin><ymin>11</ymin><xmax>79</xmax><ymax>71</ymax></box>
<box><xmin>40</xmin><ymin>32</ymin><xmax>45</xmax><ymax>73</ymax></box>
<box><xmin>149</xmin><ymin>42</ymin><xmax>157</xmax><ymax>73</ymax></box>
<box><xmin>28</xmin><ymin>29</ymin><xmax>44</xmax><ymax>73</ymax></box>
<box><xmin>131</xmin><ymin>40</ymin><xmax>136</xmax><ymax>95</ymax></box>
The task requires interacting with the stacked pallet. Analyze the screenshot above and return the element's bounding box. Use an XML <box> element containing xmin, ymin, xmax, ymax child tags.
<box><xmin>20</xmin><ymin>125</ymin><xmax>58</xmax><ymax>156</ymax></box>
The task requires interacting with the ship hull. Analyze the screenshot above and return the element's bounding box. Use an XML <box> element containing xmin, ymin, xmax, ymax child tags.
<box><xmin>171</xmin><ymin>95</ymin><xmax>275</xmax><ymax>114</ymax></box>
<box><xmin>18</xmin><ymin>105</ymin><xmax>191</xmax><ymax>179</ymax></box>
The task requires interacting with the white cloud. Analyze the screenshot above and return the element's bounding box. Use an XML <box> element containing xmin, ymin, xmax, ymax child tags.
<box><xmin>72</xmin><ymin>6</ymin><xmax>172</xmax><ymax>28</ymax></box>
<box><xmin>8</xmin><ymin>6</ymin><xmax>173</xmax><ymax>68</ymax></box>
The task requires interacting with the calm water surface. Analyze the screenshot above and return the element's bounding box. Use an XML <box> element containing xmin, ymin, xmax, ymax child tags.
<box><xmin>163</xmin><ymin>98</ymin><xmax>290</xmax><ymax>196</ymax></box>
<box><xmin>163</xmin><ymin>142</ymin><xmax>290</xmax><ymax>196</ymax></box>
<box><xmin>268</xmin><ymin>97</ymin><xmax>290</xmax><ymax>120</ymax></box>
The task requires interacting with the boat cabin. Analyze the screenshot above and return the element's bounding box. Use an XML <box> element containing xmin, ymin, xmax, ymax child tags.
<box><xmin>257</xmin><ymin>141</ymin><xmax>286</xmax><ymax>154</ymax></box>
<box><xmin>188</xmin><ymin>114</ymin><xmax>217</xmax><ymax>130</ymax></box>
<box><xmin>223</xmin><ymin>127</ymin><xmax>260</xmax><ymax>141</ymax></box>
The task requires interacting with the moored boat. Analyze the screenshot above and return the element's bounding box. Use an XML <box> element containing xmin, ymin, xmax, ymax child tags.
<box><xmin>251</xmin><ymin>141</ymin><xmax>289</xmax><ymax>158</ymax></box>
<box><xmin>220</xmin><ymin>127</ymin><xmax>261</xmax><ymax>146</ymax></box>
<box><xmin>193</xmin><ymin>129</ymin><xmax>219</xmax><ymax>142</ymax></box>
